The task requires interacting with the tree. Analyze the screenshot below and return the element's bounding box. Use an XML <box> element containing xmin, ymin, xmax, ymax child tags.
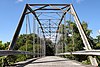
<box><xmin>5</xmin><ymin>33</ymin><xmax>54</xmax><ymax>64</ymax></box>
<box><xmin>58</xmin><ymin>21</ymin><xmax>93</xmax><ymax>62</ymax></box>
<box><xmin>93</xmin><ymin>35</ymin><xmax>100</xmax><ymax>65</ymax></box>
<box><xmin>0</xmin><ymin>41</ymin><xmax>5</xmax><ymax>50</ymax></box>
<box><xmin>97</xmin><ymin>35</ymin><xmax>100</xmax><ymax>43</ymax></box>
<box><xmin>93</xmin><ymin>35</ymin><xmax>100</xmax><ymax>49</ymax></box>
<box><xmin>5</xmin><ymin>33</ymin><xmax>41</xmax><ymax>64</ymax></box>
<box><xmin>45</xmin><ymin>39</ymin><xmax>55</xmax><ymax>56</ymax></box>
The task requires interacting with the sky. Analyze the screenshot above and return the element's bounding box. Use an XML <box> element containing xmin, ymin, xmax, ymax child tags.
<box><xmin>0</xmin><ymin>0</ymin><xmax>100</xmax><ymax>43</ymax></box>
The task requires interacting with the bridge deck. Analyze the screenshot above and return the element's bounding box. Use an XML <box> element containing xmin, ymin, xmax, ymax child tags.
<box><xmin>25</xmin><ymin>56</ymin><xmax>93</xmax><ymax>67</ymax></box>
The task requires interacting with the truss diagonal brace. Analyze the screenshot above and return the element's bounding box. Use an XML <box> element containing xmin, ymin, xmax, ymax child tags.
<box><xmin>27</xmin><ymin>5</ymin><xmax>45</xmax><ymax>38</ymax></box>
<box><xmin>26</xmin><ymin>5</ymin><xmax>48</xmax><ymax>14</ymax></box>
<box><xmin>8</xmin><ymin>4</ymin><xmax>28</xmax><ymax>50</ymax></box>
<box><xmin>55</xmin><ymin>7</ymin><xmax>70</xmax><ymax>42</ymax></box>
<box><xmin>70</xmin><ymin>4</ymin><xmax>98</xmax><ymax>66</ymax></box>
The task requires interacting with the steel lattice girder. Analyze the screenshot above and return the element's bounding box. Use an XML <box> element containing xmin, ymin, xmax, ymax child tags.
<box><xmin>9</xmin><ymin>4</ymin><xmax>70</xmax><ymax>50</ymax></box>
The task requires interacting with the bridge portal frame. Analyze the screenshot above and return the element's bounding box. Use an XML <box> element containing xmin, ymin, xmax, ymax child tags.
<box><xmin>8</xmin><ymin>4</ymin><xmax>98</xmax><ymax>66</ymax></box>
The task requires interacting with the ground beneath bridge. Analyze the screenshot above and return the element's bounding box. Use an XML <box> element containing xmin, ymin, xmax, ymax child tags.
<box><xmin>25</xmin><ymin>56</ymin><xmax>93</xmax><ymax>67</ymax></box>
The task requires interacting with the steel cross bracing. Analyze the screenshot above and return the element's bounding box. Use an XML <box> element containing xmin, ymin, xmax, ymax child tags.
<box><xmin>8</xmin><ymin>4</ymin><xmax>70</xmax><ymax>50</ymax></box>
<box><xmin>0</xmin><ymin>4</ymin><xmax>98</xmax><ymax>66</ymax></box>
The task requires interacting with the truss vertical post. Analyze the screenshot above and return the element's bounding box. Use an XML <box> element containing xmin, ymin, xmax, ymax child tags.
<box><xmin>43</xmin><ymin>38</ymin><xmax>46</xmax><ymax>56</ymax></box>
<box><xmin>55</xmin><ymin>32</ymin><xmax>58</xmax><ymax>55</ymax></box>
<box><xmin>63</xmin><ymin>14</ymin><xmax>66</xmax><ymax>53</ymax></box>
<box><xmin>37</xmin><ymin>25</ymin><xmax>39</xmax><ymax>57</ymax></box>
<box><xmin>55</xmin><ymin>29</ymin><xmax>57</xmax><ymax>55</ymax></box>
<box><xmin>26</xmin><ymin>14</ymin><xmax>28</xmax><ymax>57</ymax></box>
<box><xmin>39</xmin><ymin>30</ymin><xmax>42</xmax><ymax>57</ymax></box>
<box><xmin>55</xmin><ymin>43</ymin><xmax>57</xmax><ymax>55</ymax></box>
<box><xmin>49</xmin><ymin>19</ymin><xmax>51</xmax><ymax>39</ymax></box>
<box><xmin>70</xmin><ymin>4</ymin><xmax>98</xmax><ymax>66</ymax></box>
<box><xmin>33</xmin><ymin>16</ymin><xmax>35</xmax><ymax>57</ymax></box>
<box><xmin>63</xmin><ymin>22</ymin><xmax>65</xmax><ymax>53</ymax></box>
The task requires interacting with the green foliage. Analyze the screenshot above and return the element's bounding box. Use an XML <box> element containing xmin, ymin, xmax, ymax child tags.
<box><xmin>95</xmin><ymin>43</ymin><xmax>100</xmax><ymax>49</ymax></box>
<box><xmin>94</xmin><ymin>35</ymin><xmax>100</xmax><ymax>44</ymax></box>
<box><xmin>46</xmin><ymin>39</ymin><xmax>55</xmax><ymax>56</ymax></box>
<box><xmin>5</xmin><ymin>33</ymin><xmax>41</xmax><ymax>64</ymax></box>
<box><xmin>82</xmin><ymin>59</ymin><xmax>91</xmax><ymax>64</ymax></box>
<box><xmin>4</xmin><ymin>42</ymin><xmax>10</xmax><ymax>49</ymax></box>
<box><xmin>94</xmin><ymin>40</ymin><xmax>100</xmax><ymax>65</ymax></box>
<box><xmin>58</xmin><ymin>20</ymin><xmax>93</xmax><ymax>63</ymax></box>
<box><xmin>6</xmin><ymin>55</ymin><xmax>17</xmax><ymax>64</ymax></box>
<box><xmin>97</xmin><ymin>35</ymin><xmax>100</xmax><ymax>43</ymax></box>
<box><xmin>0</xmin><ymin>20</ymin><xmax>99</xmax><ymax>66</ymax></box>
<box><xmin>0</xmin><ymin>41</ymin><xmax>5</xmax><ymax>50</ymax></box>
<box><xmin>16</xmin><ymin>55</ymin><xmax>27</xmax><ymax>62</ymax></box>
<box><xmin>3</xmin><ymin>33</ymin><xmax>54</xmax><ymax>65</ymax></box>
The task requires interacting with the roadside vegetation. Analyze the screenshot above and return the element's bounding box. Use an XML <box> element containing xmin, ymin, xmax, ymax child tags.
<box><xmin>0</xmin><ymin>21</ymin><xmax>100</xmax><ymax>66</ymax></box>
<box><xmin>58</xmin><ymin>21</ymin><xmax>100</xmax><ymax>65</ymax></box>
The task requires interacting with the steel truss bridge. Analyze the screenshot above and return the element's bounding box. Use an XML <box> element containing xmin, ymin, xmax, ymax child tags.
<box><xmin>0</xmin><ymin>4</ymin><xmax>100</xmax><ymax>67</ymax></box>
